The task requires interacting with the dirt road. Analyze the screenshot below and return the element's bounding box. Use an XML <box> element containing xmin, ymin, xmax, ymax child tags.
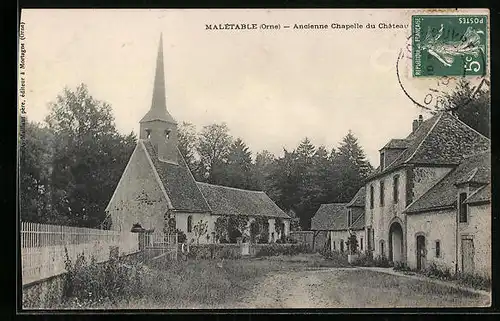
<box><xmin>237</xmin><ymin>267</ymin><xmax>490</xmax><ymax>308</ymax></box>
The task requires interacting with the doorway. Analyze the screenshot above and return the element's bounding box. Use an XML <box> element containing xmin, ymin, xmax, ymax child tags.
<box><xmin>389</xmin><ymin>222</ymin><xmax>404</xmax><ymax>263</ymax></box>
<box><xmin>461</xmin><ymin>237</ymin><xmax>475</xmax><ymax>274</ymax></box>
<box><xmin>416</xmin><ymin>235</ymin><xmax>426</xmax><ymax>270</ymax></box>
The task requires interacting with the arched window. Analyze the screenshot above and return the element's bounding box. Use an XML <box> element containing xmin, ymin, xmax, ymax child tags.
<box><xmin>340</xmin><ymin>240</ymin><xmax>344</xmax><ymax>252</ymax></box>
<box><xmin>187</xmin><ymin>216</ymin><xmax>193</xmax><ymax>233</ymax></box>
<box><xmin>165</xmin><ymin>129</ymin><xmax>171</xmax><ymax>141</ymax></box>
<box><xmin>145</xmin><ymin>129</ymin><xmax>151</xmax><ymax>139</ymax></box>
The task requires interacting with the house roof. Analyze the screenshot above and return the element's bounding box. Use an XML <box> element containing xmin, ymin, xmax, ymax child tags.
<box><xmin>405</xmin><ymin>150</ymin><xmax>490</xmax><ymax>214</ymax></box>
<box><xmin>381</xmin><ymin>139</ymin><xmax>410</xmax><ymax>150</ymax></box>
<box><xmin>369</xmin><ymin>112</ymin><xmax>490</xmax><ymax>179</ymax></box>
<box><xmin>311</xmin><ymin>203</ymin><xmax>348</xmax><ymax>231</ymax></box>
<box><xmin>350</xmin><ymin>213</ymin><xmax>365</xmax><ymax>230</ymax></box>
<box><xmin>142</xmin><ymin>140</ymin><xmax>211</xmax><ymax>212</ymax></box>
<box><xmin>196</xmin><ymin>182</ymin><xmax>290</xmax><ymax>219</ymax></box>
<box><xmin>465</xmin><ymin>183</ymin><xmax>491</xmax><ymax>205</ymax></box>
<box><xmin>346</xmin><ymin>186</ymin><xmax>366</xmax><ymax>207</ymax></box>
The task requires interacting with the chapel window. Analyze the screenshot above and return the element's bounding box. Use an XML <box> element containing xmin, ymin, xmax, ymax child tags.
<box><xmin>187</xmin><ymin>215</ymin><xmax>193</xmax><ymax>232</ymax></box>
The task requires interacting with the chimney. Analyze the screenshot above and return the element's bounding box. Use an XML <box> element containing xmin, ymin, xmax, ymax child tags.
<box><xmin>412</xmin><ymin>119</ymin><xmax>419</xmax><ymax>132</ymax></box>
<box><xmin>412</xmin><ymin>115</ymin><xmax>424</xmax><ymax>132</ymax></box>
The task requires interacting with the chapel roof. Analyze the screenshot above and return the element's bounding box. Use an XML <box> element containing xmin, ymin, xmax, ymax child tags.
<box><xmin>196</xmin><ymin>182</ymin><xmax>290</xmax><ymax>219</ymax></box>
<box><xmin>142</xmin><ymin>140</ymin><xmax>212</xmax><ymax>212</ymax></box>
<box><xmin>404</xmin><ymin>150</ymin><xmax>490</xmax><ymax>214</ymax></box>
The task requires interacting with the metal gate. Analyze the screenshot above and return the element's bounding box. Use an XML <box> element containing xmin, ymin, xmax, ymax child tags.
<box><xmin>145</xmin><ymin>232</ymin><xmax>178</xmax><ymax>260</ymax></box>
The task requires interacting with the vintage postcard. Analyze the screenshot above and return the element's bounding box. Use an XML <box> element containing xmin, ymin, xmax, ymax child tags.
<box><xmin>18</xmin><ymin>9</ymin><xmax>491</xmax><ymax>310</ymax></box>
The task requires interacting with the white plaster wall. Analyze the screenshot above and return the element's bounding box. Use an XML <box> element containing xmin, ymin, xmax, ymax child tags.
<box><xmin>176</xmin><ymin>212</ymin><xmax>213</xmax><ymax>244</ymax></box>
<box><xmin>367</xmin><ymin>168</ymin><xmax>407</xmax><ymax>257</ymax></box>
<box><xmin>283</xmin><ymin>220</ymin><xmax>290</xmax><ymax>237</ymax></box>
<box><xmin>458</xmin><ymin>203</ymin><xmax>491</xmax><ymax>278</ymax></box>
<box><xmin>330</xmin><ymin>230</ymin><xmax>349</xmax><ymax>252</ymax></box>
<box><xmin>107</xmin><ymin>144</ymin><xmax>168</xmax><ymax>233</ymax></box>
<box><xmin>268</xmin><ymin>218</ymin><xmax>276</xmax><ymax>242</ymax></box>
<box><xmin>406</xmin><ymin>209</ymin><xmax>456</xmax><ymax>272</ymax></box>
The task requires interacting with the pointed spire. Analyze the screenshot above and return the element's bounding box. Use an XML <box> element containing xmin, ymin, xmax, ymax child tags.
<box><xmin>140</xmin><ymin>33</ymin><xmax>176</xmax><ymax>123</ymax></box>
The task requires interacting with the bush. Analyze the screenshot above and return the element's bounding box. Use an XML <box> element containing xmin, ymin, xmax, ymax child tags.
<box><xmin>176</xmin><ymin>229</ymin><xmax>187</xmax><ymax>243</ymax></box>
<box><xmin>61</xmin><ymin>248</ymin><xmax>147</xmax><ymax>307</ymax></box>
<box><xmin>393</xmin><ymin>261</ymin><xmax>411</xmax><ymax>272</ymax></box>
<box><xmin>320</xmin><ymin>248</ymin><xmax>348</xmax><ymax>262</ymax></box>
<box><xmin>353</xmin><ymin>252</ymin><xmax>391</xmax><ymax>268</ymax></box>
<box><xmin>254</xmin><ymin>243</ymin><xmax>311</xmax><ymax>257</ymax></box>
<box><xmin>457</xmin><ymin>272</ymin><xmax>491</xmax><ymax>291</ymax></box>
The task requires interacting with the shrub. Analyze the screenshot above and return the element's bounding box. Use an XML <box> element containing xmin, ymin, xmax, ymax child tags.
<box><xmin>176</xmin><ymin>229</ymin><xmax>187</xmax><ymax>243</ymax></box>
<box><xmin>61</xmin><ymin>248</ymin><xmax>148</xmax><ymax>308</ymax></box>
<box><xmin>393</xmin><ymin>261</ymin><xmax>411</xmax><ymax>272</ymax></box>
<box><xmin>320</xmin><ymin>248</ymin><xmax>348</xmax><ymax>263</ymax></box>
<box><xmin>254</xmin><ymin>243</ymin><xmax>311</xmax><ymax>257</ymax></box>
<box><xmin>457</xmin><ymin>272</ymin><xmax>491</xmax><ymax>291</ymax></box>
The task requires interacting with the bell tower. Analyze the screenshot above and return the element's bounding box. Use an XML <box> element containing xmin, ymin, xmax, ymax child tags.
<box><xmin>139</xmin><ymin>33</ymin><xmax>178</xmax><ymax>164</ymax></box>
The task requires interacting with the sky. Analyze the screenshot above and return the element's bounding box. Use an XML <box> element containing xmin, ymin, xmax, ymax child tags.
<box><xmin>19</xmin><ymin>9</ymin><xmax>489</xmax><ymax>166</ymax></box>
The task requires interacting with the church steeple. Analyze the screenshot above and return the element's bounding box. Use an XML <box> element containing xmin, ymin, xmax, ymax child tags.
<box><xmin>140</xmin><ymin>33</ymin><xmax>176</xmax><ymax>124</ymax></box>
<box><xmin>139</xmin><ymin>33</ymin><xmax>178</xmax><ymax>164</ymax></box>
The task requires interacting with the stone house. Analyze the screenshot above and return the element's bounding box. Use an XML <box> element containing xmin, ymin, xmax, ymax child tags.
<box><xmin>105</xmin><ymin>35</ymin><xmax>290</xmax><ymax>244</ymax></box>
<box><xmin>310</xmin><ymin>186</ymin><xmax>366</xmax><ymax>252</ymax></box>
<box><xmin>404</xmin><ymin>150</ymin><xmax>490</xmax><ymax>277</ymax></box>
<box><xmin>364</xmin><ymin>112</ymin><xmax>490</xmax><ymax>276</ymax></box>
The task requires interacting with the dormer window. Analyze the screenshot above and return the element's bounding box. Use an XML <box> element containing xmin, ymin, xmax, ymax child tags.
<box><xmin>347</xmin><ymin>209</ymin><xmax>352</xmax><ymax>226</ymax></box>
<box><xmin>165</xmin><ymin>129</ymin><xmax>171</xmax><ymax>141</ymax></box>
<box><xmin>380</xmin><ymin>151</ymin><xmax>385</xmax><ymax>171</ymax></box>
<box><xmin>145</xmin><ymin>129</ymin><xmax>151</xmax><ymax>139</ymax></box>
<box><xmin>459</xmin><ymin>192</ymin><xmax>468</xmax><ymax>223</ymax></box>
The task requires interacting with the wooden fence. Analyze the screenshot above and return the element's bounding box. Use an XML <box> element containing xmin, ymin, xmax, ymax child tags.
<box><xmin>21</xmin><ymin>222</ymin><xmax>139</xmax><ymax>286</ymax></box>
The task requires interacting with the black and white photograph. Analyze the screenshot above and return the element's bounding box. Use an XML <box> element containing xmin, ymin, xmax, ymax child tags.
<box><xmin>18</xmin><ymin>8</ymin><xmax>491</xmax><ymax>309</ymax></box>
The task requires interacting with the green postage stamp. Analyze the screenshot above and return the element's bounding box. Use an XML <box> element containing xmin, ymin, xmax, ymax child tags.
<box><xmin>412</xmin><ymin>15</ymin><xmax>488</xmax><ymax>77</ymax></box>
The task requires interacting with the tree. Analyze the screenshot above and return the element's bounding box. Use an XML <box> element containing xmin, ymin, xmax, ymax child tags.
<box><xmin>196</xmin><ymin>123</ymin><xmax>233</xmax><ymax>184</ymax></box>
<box><xmin>252</xmin><ymin>150</ymin><xmax>276</xmax><ymax>191</ymax></box>
<box><xmin>192</xmin><ymin>219</ymin><xmax>209</xmax><ymax>244</ymax></box>
<box><xmin>214</xmin><ymin>216</ymin><xmax>229</xmax><ymax>243</ymax></box>
<box><xmin>224</xmin><ymin>138</ymin><xmax>253</xmax><ymax>189</ymax></box>
<box><xmin>45</xmin><ymin>84</ymin><xmax>136</xmax><ymax>227</ymax></box>
<box><xmin>335</xmin><ymin>131</ymin><xmax>373</xmax><ymax>202</ymax></box>
<box><xmin>177</xmin><ymin>121</ymin><xmax>198</xmax><ymax>170</ymax></box>
<box><xmin>438</xmin><ymin>78</ymin><xmax>490</xmax><ymax>138</ymax></box>
<box><xmin>19</xmin><ymin>121</ymin><xmax>55</xmax><ymax>223</ymax></box>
